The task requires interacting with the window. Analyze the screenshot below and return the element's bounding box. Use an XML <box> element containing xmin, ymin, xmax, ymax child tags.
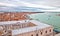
<box><xmin>5</xmin><ymin>30</ymin><xmax>6</xmax><ymax>32</ymax></box>
<box><xmin>8</xmin><ymin>35</ymin><xmax>11</xmax><ymax>36</ymax></box>
<box><xmin>41</xmin><ymin>32</ymin><xmax>42</xmax><ymax>35</ymax></box>
<box><xmin>36</xmin><ymin>34</ymin><xmax>38</xmax><ymax>36</ymax></box>
<box><xmin>2</xmin><ymin>35</ymin><xmax>4</xmax><ymax>36</ymax></box>
<box><xmin>45</xmin><ymin>31</ymin><xmax>47</xmax><ymax>33</ymax></box>
<box><xmin>31</xmin><ymin>34</ymin><xmax>33</xmax><ymax>36</ymax></box>
<box><xmin>49</xmin><ymin>29</ymin><xmax>51</xmax><ymax>32</ymax></box>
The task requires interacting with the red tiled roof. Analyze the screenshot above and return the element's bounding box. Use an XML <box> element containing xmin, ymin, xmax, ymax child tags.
<box><xmin>0</xmin><ymin>12</ymin><xmax>38</xmax><ymax>21</ymax></box>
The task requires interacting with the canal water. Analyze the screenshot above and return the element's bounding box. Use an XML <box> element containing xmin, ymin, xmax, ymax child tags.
<box><xmin>28</xmin><ymin>13</ymin><xmax>60</xmax><ymax>32</ymax></box>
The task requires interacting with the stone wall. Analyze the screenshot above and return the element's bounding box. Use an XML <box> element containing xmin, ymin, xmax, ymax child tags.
<box><xmin>13</xmin><ymin>27</ymin><xmax>54</xmax><ymax>36</ymax></box>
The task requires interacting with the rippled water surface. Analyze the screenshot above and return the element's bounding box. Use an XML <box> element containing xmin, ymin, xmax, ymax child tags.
<box><xmin>29</xmin><ymin>13</ymin><xmax>60</xmax><ymax>32</ymax></box>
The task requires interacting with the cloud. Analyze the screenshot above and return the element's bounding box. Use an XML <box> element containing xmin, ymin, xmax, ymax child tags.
<box><xmin>41</xmin><ymin>9</ymin><xmax>60</xmax><ymax>12</ymax></box>
<box><xmin>0</xmin><ymin>2</ymin><xmax>17</xmax><ymax>7</ymax></box>
<box><xmin>18</xmin><ymin>1</ymin><xmax>58</xmax><ymax>9</ymax></box>
<box><xmin>0</xmin><ymin>0</ymin><xmax>59</xmax><ymax>9</ymax></box>
<box><xmin>0</xmin><ymin>0</ymin><xmax>60</xmax><ymax>12</ymax></box>
<box><xmin>21</xmin><ymin>0</ymin><xmax>60</xmax><ymax>7</ymax></box>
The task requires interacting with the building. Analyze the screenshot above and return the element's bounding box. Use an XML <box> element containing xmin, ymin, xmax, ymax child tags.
<box><xmin>0</xmin><ymin>20</ymin><xmax>54</xmax><ymax>36</ymax></box>
<box><xmin>0</xmin><ymin>12</ymin><xmax>38</xmax><ymax>21</ymax></box>
<box><xmin>0</xmin><ymin>12</ymin><xmax>54</xmax><ymax>36</ymax></box>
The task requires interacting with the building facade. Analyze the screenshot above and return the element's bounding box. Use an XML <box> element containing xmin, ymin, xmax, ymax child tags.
<box><xmin>0</xmin><ymin>20</ymin><xmax>54</xmax><ymax>36</ymax></box>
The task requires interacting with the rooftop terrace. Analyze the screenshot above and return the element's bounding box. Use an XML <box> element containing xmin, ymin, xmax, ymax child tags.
<box><xmin>0</xmin><ymin>20</ymin><xmax>52</xmax><ymax>35</ymax></box>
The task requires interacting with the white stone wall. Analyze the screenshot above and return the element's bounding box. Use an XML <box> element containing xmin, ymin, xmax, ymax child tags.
<box><xmin>13</xmin><ymin>27</ymin><xmax>54</xmax><ymax>36</ymax></box>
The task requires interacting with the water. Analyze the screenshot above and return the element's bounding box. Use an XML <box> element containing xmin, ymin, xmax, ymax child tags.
<box><xmin>29</xmin><ymin>13</ymin><xmax>60</xmax><ymax>32</ymax></box>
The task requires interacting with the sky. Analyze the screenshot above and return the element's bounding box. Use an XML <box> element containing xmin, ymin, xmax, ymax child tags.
<box><xmin>0</xmin><ymin>0</ymin><xmax>60</xmax><ymax>12</ymax></box>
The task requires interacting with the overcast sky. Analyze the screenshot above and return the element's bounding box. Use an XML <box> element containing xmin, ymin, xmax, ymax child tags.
<box><xmin>0</xmin><ymin>0</ymin><xmax>60</xmax><ymax>12</ymax></box>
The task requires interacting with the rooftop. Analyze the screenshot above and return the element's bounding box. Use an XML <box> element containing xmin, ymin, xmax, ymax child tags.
<box><xmin>0</xmin><ymin>20</ymin><xmax>52</xmax><ymax>35</ymax></box>
<box><xmin>0</xmin><ymin>12</ymin><xmax>38</xmax><ymax>21</ymax></box>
